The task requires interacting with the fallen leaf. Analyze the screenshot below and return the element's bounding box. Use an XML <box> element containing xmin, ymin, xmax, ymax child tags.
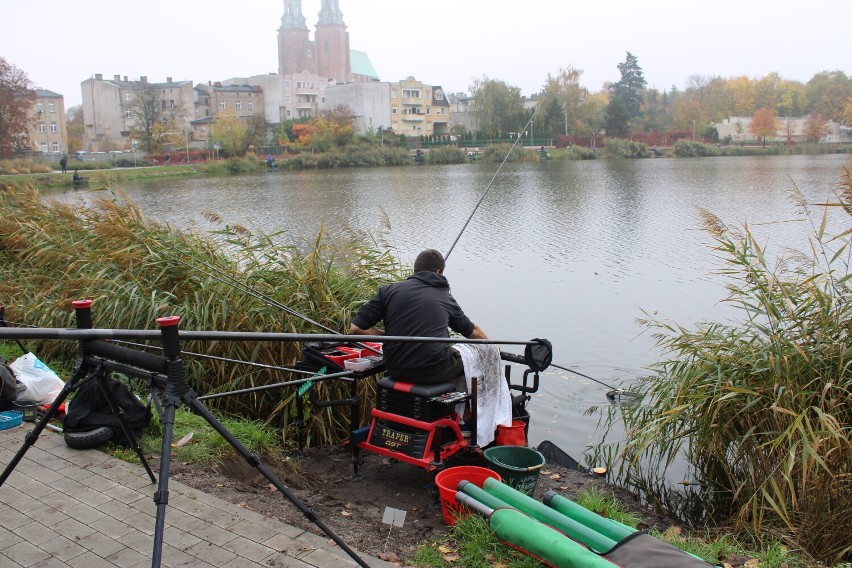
<box><xmin>437</xmin><ymin>545</ymin><xmax>454</xmax><ymax>554</ymax></box>
<box><xmin>378</xmin><ymin>552</ymin><xmax>400</xmax><ymax>563</ymax></box>
<box><xmin>340</xmin><ymin>510</ymin><xmax>351</xmax><ymax>516</ymax></box>
<box><xmin>663</xmin><ymin>526</ymin><xmax>683</xmax><ymax>540</ymax></box>
<box><xmin>172</xmin><ymin>432</ymin><xmax>194</xmax><ymax>447</ymax></box>
<box><xmin>549</xmin><ymin>473</ymin><xmax>562</xmax><ymax>480</ymax></box>
<box><xmin>743</xmin><ymin>560</ymin><xmax>760</xmax><ymax>567</ymax></box>
<box><xmin>267</xmin><ymin>484</ymin><xmax>276</xmax><ymax>493</ymax></box>
<box><xmin>442</xmin><ymin>553</ymin><xmax>460</xmax><ymax>562</ymax></box>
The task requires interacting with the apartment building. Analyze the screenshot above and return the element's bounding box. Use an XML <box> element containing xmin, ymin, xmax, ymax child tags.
<box><xmin>324</xmin><ymin>82</ymin><xmax>391</xmax><ymax>134</ymax></box>
<box><xmin>81</xmin><ymin>74</ymin><xmax>194</xmax><ymax>151</ymax></box>
<box><xmin>28</xmin><ymin>89</ymin><xmax>67</xmax><ymax>156</ymax></box>
<box><xmin>389</xmin><ymin>77</ymin><xmax>450</xmax><ymax>137</ymax></box>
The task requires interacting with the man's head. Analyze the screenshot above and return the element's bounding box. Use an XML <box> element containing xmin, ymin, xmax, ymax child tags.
<box><xmin>413</xmin><ymin>249</ymin><xmax>445</xmax><ymax>274</ymax></box>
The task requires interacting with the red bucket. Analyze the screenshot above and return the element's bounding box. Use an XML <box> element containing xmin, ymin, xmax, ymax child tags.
<box><xmin>495</xmin><ymin>419</ymin><xmax>527</xmax><ymax>446</ymax></box>
<box><xmin>434</xmin><ymin>466</ymin><xmax>501</xmax><ymax>526</ymax></box>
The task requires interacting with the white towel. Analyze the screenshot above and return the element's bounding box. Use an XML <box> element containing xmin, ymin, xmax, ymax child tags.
<box><xmin>452</xmin><ymin>343</ymin><xmax>512</xmax><ymax>446</ymax></box>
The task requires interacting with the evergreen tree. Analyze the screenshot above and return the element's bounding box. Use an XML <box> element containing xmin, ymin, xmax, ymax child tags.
<box><xmin>604</xmin><ymin>52</ymin><xmax>646</xmax><ymax>136</ymax></box>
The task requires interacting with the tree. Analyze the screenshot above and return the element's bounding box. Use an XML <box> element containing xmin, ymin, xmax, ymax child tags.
<box><xmin>805</xmin><ymin>70</ymin><xmax>852</xmax><ymax>123</ymax></box>
<box><xmin>65</xmin><ymin>105</ymin><xmax>84</xmax><ymax>153</ymax></box>
<box><xmin>604</xmin><ymin>52</ymin><xmax>646</xmax><ymax>136</ymax></box>
<box><xmin>309</xmin><ymin>104</ymin><xmax>357</xmax><ymax>149</ymax></box>
<box><xmin>469</xmin><ymin>76</ymin><xmax>524</xmax><ymax>137</ymax></box>
<box><xmin>125</xmin><ymin>87</ymin><xmax>186</xmax><ymax>152</ymax></box>
<box><xmin>208</xmin><ymin>111</ymin><xmax>265</xmax><ymax>156</ymax></box>
<box><xmin>802</xmin><ymin>112</ymin><xmax>831</xmax><ymax>142</ymax></box>
<box><xmin>0</xmin><ymin>57</ymin><xmax>36</xmax><ymax>155</ymax></box>
<box><xmin>541</xmin><ymin>66</ymin><xmax>588</xmax><ymax>136</ymax></box>
<box><xmin>748</xmin><ymin>108</ymin><xmax>779</xmax><ymax>147</ymax></box>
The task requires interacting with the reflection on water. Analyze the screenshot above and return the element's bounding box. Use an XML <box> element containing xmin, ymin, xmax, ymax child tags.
<box><xmin>49</xmin><ymin>154</ymin><xmax>850</xmax><ymax>466</ymax></box>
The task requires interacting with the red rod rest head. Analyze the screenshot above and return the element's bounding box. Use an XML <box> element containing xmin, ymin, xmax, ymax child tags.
<box><xmin>71</xmin><ymin>299</ymin><xmax>93</xmax><ymax>309</ymax></box>
<box><xmin>157</xmin><ymin>316</ymin><xmax>181</xmax><ymax>327</ymax></box>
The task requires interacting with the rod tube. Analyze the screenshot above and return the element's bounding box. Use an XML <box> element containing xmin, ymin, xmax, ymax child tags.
<box><xmin>542</xmin><ymin>490</ymin><xmax>636</xmax><ymax>542</ymax></box>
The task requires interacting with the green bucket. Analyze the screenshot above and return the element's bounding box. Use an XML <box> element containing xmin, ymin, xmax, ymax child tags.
<box><xmin>483</xmin><ymin>446</ymin><xmax>546</xmax><ymax>495</ymax></box>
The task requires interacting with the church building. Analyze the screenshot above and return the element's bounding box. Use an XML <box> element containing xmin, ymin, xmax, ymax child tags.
<box><xmin>277</xmin><ymin>0</ymin><xmax>377</xmax><ymax>84</ymax></box>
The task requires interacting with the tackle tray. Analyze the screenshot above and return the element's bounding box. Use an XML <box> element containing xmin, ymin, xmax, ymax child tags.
<box><xmin>0</xmin><ymin>410</ymin><xmax>23</xmax><ymax>430</ymax></box>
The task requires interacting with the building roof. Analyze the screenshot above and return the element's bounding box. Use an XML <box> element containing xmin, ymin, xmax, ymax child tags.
<box><xmin>350</xmin><ymin>50</ymin><xmax>378</xmax><ymax>79</ymax></box>
<box><xmin>34</xmin><ymin>89</ymin><xmax>62</xmax><ymax>98</ymax></box>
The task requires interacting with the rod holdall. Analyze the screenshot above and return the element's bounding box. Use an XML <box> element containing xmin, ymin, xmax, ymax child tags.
<box><xmin>64</xmin><ymin>375</ymin><xmax>152</xmax><ymax>446</ymax></box>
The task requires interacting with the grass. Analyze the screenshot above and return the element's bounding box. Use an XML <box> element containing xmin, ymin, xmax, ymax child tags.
<box><xmin>0</xmin><ymin>184</ymin><xmax>406</xmax><ymax>448</ymax></box>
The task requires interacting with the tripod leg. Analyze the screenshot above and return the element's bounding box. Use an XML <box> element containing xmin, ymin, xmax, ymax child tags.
<box><xmin>151</xmin><ymin>394</ymin><xmax>180</xmax><ymax>568</ymax></box>
<box><xmin>182</xmin><ymin>394</ymin><xmax>372</xmax><ymax>568</ymax></box>
<box><xmin>94</xmin><ymin>370</ymin><xmax>156</xmax><ymax>483</ymax></box>
<box><xmin>0</xmin><ymin>362</ymin><xmax>89</xmax><ymax>486</ymax></box>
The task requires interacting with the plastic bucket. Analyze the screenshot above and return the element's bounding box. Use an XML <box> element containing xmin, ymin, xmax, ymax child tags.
<box><xmin>434</xmin><ymin>466</ymin><xmax>502</xmax><ymax>526</ymax></box>
<box><xmin>13</xmin><ymin>401</ymin><xmax>38</xmax><ymax>422</ymax></box>
<box><xmin>483</xmin><ymin>446</ymin><xmax>546</xmax><ymax>495</ymax></box>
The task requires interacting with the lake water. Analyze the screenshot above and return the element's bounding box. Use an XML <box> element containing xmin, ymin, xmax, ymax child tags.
<box><xmin>51</xmin><ymin>154</ymin><xmax>851</xmax><ymax>467</ymax></box>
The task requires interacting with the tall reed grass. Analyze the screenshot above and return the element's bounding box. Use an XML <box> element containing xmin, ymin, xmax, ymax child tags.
<box><xmin>602</xmin><ymin>168</ymin><xmax>852</xmax><ymax>563</ymax></box>
<box><xmin>0</xmin><ymin>186</ymin><xmax>406</xmax><ymax>447</ymax></box>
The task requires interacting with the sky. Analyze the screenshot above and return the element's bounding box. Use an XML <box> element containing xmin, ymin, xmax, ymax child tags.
<box><xmin>3</xmin><ymin>0</ymin><xmax>850</xmax><ymax>109</ymax></box>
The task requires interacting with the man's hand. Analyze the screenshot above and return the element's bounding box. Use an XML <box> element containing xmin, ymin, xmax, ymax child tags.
<box><xmin>350</xmin><ymin>323</ymin><xmax>384</xmax><ymax>336</ymax></box>
<box><xmin>466</xmin><ymin>324</ymin><xmax>488</xmax><ymax>340</ymax></box>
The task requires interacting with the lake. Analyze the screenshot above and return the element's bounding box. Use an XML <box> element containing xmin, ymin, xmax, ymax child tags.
<box><xmin>51</xmin><ymin>154</ymin><xmax>851</xmax><ymax>467</ymax></box>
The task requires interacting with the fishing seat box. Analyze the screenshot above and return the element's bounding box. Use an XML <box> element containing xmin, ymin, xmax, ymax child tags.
<box><xmin>359</xmin><ymin>378</ymin><xmax>469</xmax><ymax>465</ymax></box>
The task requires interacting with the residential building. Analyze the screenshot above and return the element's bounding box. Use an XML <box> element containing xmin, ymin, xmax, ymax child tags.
<box><xmin>192</xmin><ymin>82</ymin><xmax>265</xmax><ymax>144</ymax></box>
<box><xmin>28</xmin><ymin>89</ymin><xmax>67</xmax><ymax>156</ymax></box>
<box><xmin>389</xmin><ymin>77</ymin><xmax>450</xmax><ymax>137</ymax></box>
<box><xmin>715</xmin><ymin>116</ymin><xmax>847</xmax><ymax>144</ymax></box>
<box><xmin>324</xmin><ymin>82</ymin><xmax>391</xmax><ymax>134</ymax></box>
<box><xmin>81</xmin><ymin>74</ymin><xmax>194</xmax><ymax>151</ymax></box>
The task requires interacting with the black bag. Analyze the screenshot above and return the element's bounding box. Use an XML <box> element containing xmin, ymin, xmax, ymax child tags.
<box><xmin>0</xmin><ymin>356</ymin><xmax>19</xmax><ymax>411</ymax></box>
<box><xmin>64</xmin><ymin>376</ymin><xmax>151</xmax><ymax>446</ymax></box>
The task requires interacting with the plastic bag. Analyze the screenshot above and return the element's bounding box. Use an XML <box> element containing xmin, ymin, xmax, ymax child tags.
<box><xmin>9</xmin><ymin>353</ymin><xmax>64</xmax><ymax>405</ymax></box>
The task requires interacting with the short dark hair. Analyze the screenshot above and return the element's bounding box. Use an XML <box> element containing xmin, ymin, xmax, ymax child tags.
<box><xmin>413</xmin><ymin>249</ymin><xmax>445</xmax><ymax>273</ymax></box>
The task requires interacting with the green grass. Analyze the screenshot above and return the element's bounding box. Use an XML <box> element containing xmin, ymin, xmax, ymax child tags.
<box><xmin>574</xmin><ymin>487</ymin><xmax>641</xmax><ymax>528</ymax></box>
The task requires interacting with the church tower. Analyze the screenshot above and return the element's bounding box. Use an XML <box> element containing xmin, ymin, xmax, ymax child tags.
<box><xmin>278</xmin><ymin>0</ymin><xmax>314</xmax><ymax>76</ymax></box>
<box><xmin>314</xmin><ymin>0</ymin><xmax>351</xmax><ymax>83</ymax></box>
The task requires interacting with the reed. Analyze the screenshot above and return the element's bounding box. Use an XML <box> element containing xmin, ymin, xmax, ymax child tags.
<box><xmin>605</xmin><ymin>168</ymin><xmax>852</xmax><ymax>563</ymax></box>
<box><xmin>0</xmin><ymin>185</ymin><xmax>406</xmax><ymax>447</ymax></box>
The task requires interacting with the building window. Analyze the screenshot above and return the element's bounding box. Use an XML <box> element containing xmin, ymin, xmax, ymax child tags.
<box><xmin>435</xmin><ymin>91</ymin><xmax>444</xmax><ymax>101</ymax></box>
<box><xmin>426</xmin><ymin>108</ymin><xmax>431</xmax><ymax>115</ymax></box>
<box><xmin>392</xmin><ymin>108</ymin><xmax>397</xmax><ymax>114</ymax></box>
<box><xmin>247</xmin><ymin>101</ymin><xmax>254</xmax><ymax>111</ymax></box>
<box><xmin>49</xmin><ymin>102</ymin><xmax>56</xmax><ymax>112</ymax></box>
<box><xmin>38</xmin><ymin>122</ymin><xmax>45</xmax><ymax>133</ymax></box>
<box><xmin>50</xmin><ymin>122</ymin><xmax>57</xmax><ymax>133</ymax></box>
<box><xmin>219</xmin><ymin>100</ymin><xmax>226</xmax><ymax>109</ymax></box>
<box><xmin>52</xmin><ymin>142</ymin><xmax>59</xmax><ymax>152</ymax></box>
<box><xmin>285</xmin><ymin>81</ymin><xmax>290</xmax><ymax>88</ymax></box>
<box><xmin>169</xmin><ymin>100</ymin><xmax>175</xmax><ymax>109</ymax></box>
<box><xmin>403</xmin><ymin>89</ymin><xmax>421</xmax><ymax>99</ymax></box>
<box><xmin>391</xmin><ymin>90</ymin><xmax>397</xmax><ymax>99</ymax></box>
<box><xmin>286</xmin><ymin>109</ymin><xmax>292</xmax><ymax>118</ymax></box>
<box><xmin>40</xmin><ymin>143</ymin><xmax>47</xmax><ymax>152</ymax></box>
<box><xmin>125</xmin><ymin>92</ymin><xmax>131</xmax><ymax>101</ymax></box>
<box><xmin>125</xmin><ymin>110</ymin><xmax>132</xmax><ymax>118</ymax></box>
<box><xmin>36</xmin><ymin>102</ymin><xmax>43</xmax><ymax>113</ymax></box>
<box><xmin>235</xmin><ymin>100</ymin><xmax>242</xmax><ymax>111</ymax></box>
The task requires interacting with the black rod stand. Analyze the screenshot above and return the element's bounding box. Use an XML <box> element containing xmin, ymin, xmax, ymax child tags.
<box><xmin>150</xmin><ymin>315</ymin><xmax>371</xmax><ymax>568</ymax></box>
<box><xmin>0</xmin><ymin>300</ymin><xmax>156</xmax><ymax>487</ymax></box>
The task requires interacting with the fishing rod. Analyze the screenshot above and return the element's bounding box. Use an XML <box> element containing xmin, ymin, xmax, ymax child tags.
<box><xmin>445</xmin><ymin>104</ymin><xmax>541</xmax><ymax>261</ymax></box>
<box><xmin>167</xmin><ymin>252</ymin><xmax>383</xmax><ymax>355</ymax></box>
<box><xmin>549</xmin><ymin>361</ymin><xmax>639</xmax><ymax>401</ymax></box>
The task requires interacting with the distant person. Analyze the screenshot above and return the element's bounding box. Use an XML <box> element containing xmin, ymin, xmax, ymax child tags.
<box><xmin>59</xmin><ymin>155</ymin><xmax>68</xmax><ymax>173</ymax></box>
<box><xmin>72</xmin><ymin>169</ymin><xmax>88</xmax><ymax>186</ymax></box>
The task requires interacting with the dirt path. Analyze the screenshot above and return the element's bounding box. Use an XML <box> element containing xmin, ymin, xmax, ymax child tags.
<box><xmin>165</xmin><ymin>444</ymin><xmax>670</xmax><ymax>565</ymax></box>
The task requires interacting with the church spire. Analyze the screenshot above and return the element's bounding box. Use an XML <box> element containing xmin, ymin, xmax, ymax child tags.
<box><xmin>280</xmin><ymin>0</ymin><xmax>307</xmax><ymax>29</ymax></box>
<box><xmin>317</xmin><ymin>0</ymin><xmax>344</xmax><ymax>25</ymax></box>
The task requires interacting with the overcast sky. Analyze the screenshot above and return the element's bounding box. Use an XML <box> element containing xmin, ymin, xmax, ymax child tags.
<box><xmin>3</xmin><ymin>0</ymin><xmax>849</xmax><ymax>109</ymax></box>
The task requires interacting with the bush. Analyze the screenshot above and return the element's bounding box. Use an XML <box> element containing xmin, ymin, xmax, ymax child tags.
<box><xmin>673</xmin><ymin>140</ymin><xmax>722</xmax><ymax>157</ymax></box>
<box><xmin>603</xmin><ymin>138</ymin><xmax>650</xmax><ymax>158</ymax></box>
<box><xmin>604</xmin><ymin>168</ymin><xmax>852</xmax><ymax>563</ymax></box>
<box><xmin>428</xmin><ymin>146</ymin><xmax>467</xmax><ymax>164</ymax></box>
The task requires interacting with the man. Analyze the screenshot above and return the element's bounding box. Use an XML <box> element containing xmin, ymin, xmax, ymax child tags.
<box><xmin>350</xmin><ymin>249</ymin><xmax>486</xmax><ymax>386</ymax></box>
<box><xmin>59</xmin><ymin>155</ymin><xmax>68</xmax><ymax>174</ymax></box>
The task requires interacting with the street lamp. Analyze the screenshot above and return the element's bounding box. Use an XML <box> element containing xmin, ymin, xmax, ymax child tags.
<box><xmin>184</xmin><ymin>129</ymin><xmax>190</xmax><ymax>164</ymax></box>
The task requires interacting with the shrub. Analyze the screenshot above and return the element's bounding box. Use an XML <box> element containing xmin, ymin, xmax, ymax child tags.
<box><xmin>603</xmin><ymin>138</ymin><xmax>650</xmax><ymax>158</ymax></box>
<box><xmin>428</xmin><ymin>146</ymin><xmax>467</xmax><ymax>165</ymax></box>
<box><xmin>605</xmin><ymin>168</ymin><xmax>852</xmax><ymax>563</ymax></box>
<box><xmin>673</xmin><ymin>140</ymin><xmax>723</xmax><ymax>157</ymax></box>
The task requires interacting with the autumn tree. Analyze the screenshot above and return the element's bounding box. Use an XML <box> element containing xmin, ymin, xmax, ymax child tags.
<box><xmin>802</xmin><ymin>112</ymin><xmax>831</xmax><ymax>142</ymax></box>
<box><xmin>540</xmin><ymin>66</ymin><xmax>588</xmax><ymax>136</ymax></box>
<box><xmin>208</xmin><ymin>110</ymin><xmax>266</xmax><ymax>156</ymax></box>
<box><xmin>125</xmin><ymin>87</ymin><xmax>186</xmax><ymax>152</ymax></box>
<box><xmin>748</xmin><ymin>108</ymin><xmax>779</xmax><ymax>147</ymax></box>
<box><xmin>470</xmin><ymin>76</ymin><xmax>525</xmax><ymax>137</ymax></box>
<box><xmin>604</xmin><ymin>52</ymin><xmax>646</xmax><ymax>136</ymax></box>
<box><xmin>308</xmin><ymin>104</ymin><xmax>357</xmax><ymax>150</ymax></box>
<box><xmin>0</xmin><ymin>57</ymin><xmax>36</xmax><ymax>155</ymax></box>
<box><xmin>65</xmin><ymin>105</ymin><xmax>84</xmax><ymax>153</ymax></box>
<box><xmin>805</xmin><ymin>70</ymin><xmax>852</xmax><ymax>122</ymax></box>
